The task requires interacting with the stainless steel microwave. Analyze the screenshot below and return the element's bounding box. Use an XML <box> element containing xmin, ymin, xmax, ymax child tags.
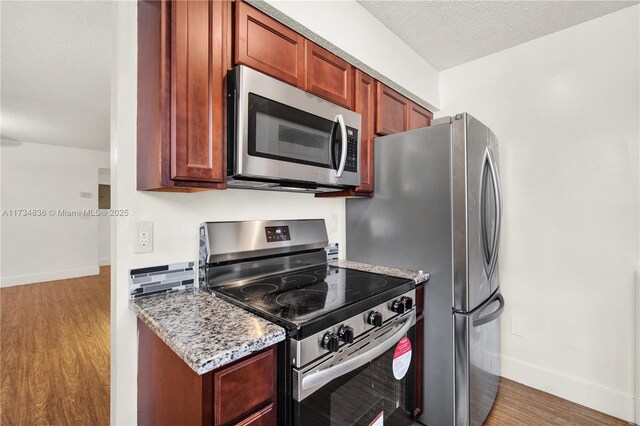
<box><xmin>227</xmin><ymin>65</ymin><xmax>361</xmax><ymax>193</ymax></box>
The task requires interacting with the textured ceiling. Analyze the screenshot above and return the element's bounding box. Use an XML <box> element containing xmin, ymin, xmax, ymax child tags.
<box><xmin>357</xmin><ymin>0</ymin><xmax>638</xmax><ymax>71</ymax></box>
<box><xmin>1</xmin><ymin>1</ymin><xmax>113</xmax><ymax>151</ymax></box>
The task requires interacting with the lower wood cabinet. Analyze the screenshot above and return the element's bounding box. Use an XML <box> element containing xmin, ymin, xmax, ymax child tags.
<box><xmin>414</xmin><ymin>313</ymin><xmax>424</xmax><ymax>419</ymax></box>
<box><xmin>413</xmin><ymin>283</ymin><xmax>425</xmax><ymax>418</ymax></box>
<box><xmin>138</xmin><ymin>319</ymin><xmax>277</xmax><ymax>426</ymax></box>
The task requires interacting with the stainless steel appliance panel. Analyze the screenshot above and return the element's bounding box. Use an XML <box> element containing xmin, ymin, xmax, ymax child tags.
<box><xmin>347</xmin><ymin>122</ymin><xmax>455</xmax><ymax>426</ymax></box>
<box><xmin>454</xmin><ymin>114</ymin><xmax>494</xmax><ymax>313</ymax></box>
<box><xmin>200</xmin><ymin>219</ymin><xmax>328</xmax><ymax>264</ymax></box>
<box><xmin>230</xmin><ymin>66</ymin><xmax>361</xmax><ymax>188</ymax></box>
<box><xmin>454</xmin><ymin>289</ymin><xmax>503</xmax><ymax>426</ymax></box>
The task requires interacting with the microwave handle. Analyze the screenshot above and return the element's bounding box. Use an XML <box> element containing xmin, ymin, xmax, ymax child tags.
<box><xmin>329</xmin><ymin>120</ymin><xmax>338</xmax><ymax>170</ymax></box>
<box><xmin>335</xmin><ymin>114</ymin><xmax>348</xmax><ymax>178</ymax></box>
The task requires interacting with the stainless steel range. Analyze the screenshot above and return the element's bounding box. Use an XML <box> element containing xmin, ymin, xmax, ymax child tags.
<box><xmin>199</xmin><ymin>219</ymin><xmax>417</xmax><ymax>425</ymax></box>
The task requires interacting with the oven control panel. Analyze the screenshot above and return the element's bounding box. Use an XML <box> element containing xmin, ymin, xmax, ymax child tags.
<box><xmin>265</xmin><ymin>225</ymin><xmax>291</xmax><ymax>242</ymax></box>
<box><xmin>290</xmin><ymin>288</ymin><xmax>416</xmax><ymax>402</ymax></box>
<box><xmin>289</xmin><ymin>288</ymin><xmax>416</xmax><ymax>369</ymax></box>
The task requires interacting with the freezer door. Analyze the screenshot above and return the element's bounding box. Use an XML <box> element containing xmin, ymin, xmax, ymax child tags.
<box><xmin>453</xmin><ymin>114</ymin><xmax>501</xmax><ymax>312</ymax></box>
<box><xmin>454</xmin><ymin>289</ymin><xmax>503</xmax><ymax>426</ymax></box>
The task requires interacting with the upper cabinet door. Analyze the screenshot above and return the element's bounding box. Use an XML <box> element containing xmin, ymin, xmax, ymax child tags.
<box><xmin>171</xmin><ymin>0</ymin><xmax>230</xmax><ymax>183</ymax></box>
<box><xmin>375</xmin><ymin>82</ymin><xmax>409</xmax><ymax>135</ymax></box>
<box><xmin>235</xmin><ymin>1</ymin><xmax>305</xmax><ymax>88</ymax></box>
<box><xmin>305</xmin><ymin>41</ymin><xmax>354</xmax><ymax>109</ymax></box>
<box><xmin>408</xmin><ymin>102</ymin><xmax>433</xmax><ymax>130</ymax></box>
<box><xmin>354</xmin><ymin>69</ymin><xmax>375</xmax><ymax>192</ymax></box>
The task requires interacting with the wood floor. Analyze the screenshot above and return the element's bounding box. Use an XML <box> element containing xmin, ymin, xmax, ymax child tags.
<box><xmin>1</xmin><ymin>267</ymin><xmax>110</xmax><ymax>425</ymax></box>
<box><xmin>484</xmin><ymin>377</ymin><xmax>630</xmax><ymax>426</ymax></box>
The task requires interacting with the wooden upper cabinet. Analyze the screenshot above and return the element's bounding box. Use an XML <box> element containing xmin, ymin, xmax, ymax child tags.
<box><xmin>305</xmin><ymin>41</ymin><xmax>354</xmax><ymax>109</ymax></box>
<box><xmin>171</xmin><ymin>0</ymin><xmax>229</xmax><ymax>183</ymax></box>
<box><xmin>353</xmin><ymin>69</ymin><xmax>375</xmax><ymax>193</ymax></box>
<box><xmin>375</xmin><ymin>82</ymin><xmax>433</xmax><ymax>136</ymax></box>
<box><xmin>408</xmin><ymin>102</ymin><xmax>433</xmax><ymax>130</ymax></box>
<box><xmin>137</xmin><ymin>0</ymin><xmax>229</xmax><ymax>191</ymax></box>
<box><xmin>375</xmin><ymin>82</ymin><xmax>409</xmax><ymax>135</ymax></box>
<box><xmin>235</xmin><ymin>1</ymin><xmax>305</xmax><ymax>88</ymax></box>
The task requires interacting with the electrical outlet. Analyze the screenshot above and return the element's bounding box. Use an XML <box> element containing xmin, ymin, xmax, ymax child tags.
<box><xmin>134</xmin><ymin>222</ymin><xmax>153</xmax><ymax>254</ymax></box>
<box><xmin>327</xmin><ymin>214</ymin><xmax>338</xmax><ymax>233</ymax></box>
<box><xmin>510</xmin><ymin>318</ymin><xmax>523</xmax><ymax>337</ymax></box>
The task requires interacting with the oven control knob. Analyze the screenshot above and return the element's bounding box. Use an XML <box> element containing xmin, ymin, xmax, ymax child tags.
<box><xmin>391</xmin><ymin>299</ymin><xmax>407</xmax><ymax>314</ymax></box>
<box><xmin>368</xmin><ymin>311</ymin><xmax>383</xmax><ymax>327</ymax></box>
<box><xmin>321</xmin><ymin>332</ymin><xmax>340</xmax><ymax>353</ymax></box>
<box><xmin>338</xmin><ymin>325</ymin><xmax>355</xmax><ymax>344</ymax></box>
<box><xmin>401</xmin><ymin>296</ymin><xmax>413</xmax><ymax>310</ymax></box>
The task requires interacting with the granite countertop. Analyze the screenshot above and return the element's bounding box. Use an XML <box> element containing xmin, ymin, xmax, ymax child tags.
<box><xmin>329</xmin><ymin>260</ymin><xmax>430</xmax><ymax>285</ymax></box>
<box><xmin>131</xmin><ymin>290</ymin><xmax>286</xmax><ymax>375</ymax></box>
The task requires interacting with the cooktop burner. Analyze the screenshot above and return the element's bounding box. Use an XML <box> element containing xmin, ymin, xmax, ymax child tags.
<box><xmin>212</xmin><ymin>265</ymin><xmax>412</xmax><ymax>330</ymax></box>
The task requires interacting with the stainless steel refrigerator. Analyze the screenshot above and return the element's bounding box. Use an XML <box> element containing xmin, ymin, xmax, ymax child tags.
<box><xmin>346</xmin><ymin>113</ymin><xmax>505</xmax><ymax>426</ymax></box>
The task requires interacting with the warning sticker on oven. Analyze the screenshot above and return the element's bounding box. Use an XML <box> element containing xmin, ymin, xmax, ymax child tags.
<box><xmin>369</xmin><ymin>411</ymin><xmax>384</xmax><ymax>426</ymax></box>
<box><xmin>392</xmin><ymin>337</ymin><xmax>412</xmax><ymax>380</ymax></box>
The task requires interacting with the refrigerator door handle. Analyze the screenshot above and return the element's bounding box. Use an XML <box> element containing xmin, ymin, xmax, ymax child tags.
<box><xmin>479</xmin><ymin>149</ymin><xmax>492</xmax><ymax>274</ymax></box>
<box><xmin>473</xmin><ymin>292</ymin><xmax>505</xmax><ymax>327</ymax></box>
<box><xmin>482</xmin><ymin>147</ymin><xmax>502</xmax><ymax>280</ymax></box>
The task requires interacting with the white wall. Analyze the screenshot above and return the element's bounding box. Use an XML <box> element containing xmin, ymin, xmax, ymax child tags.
<box><xmin>263</xmin><ymin>0</ymin><xmax>440</xmax><ymax>110</ymax></box>
<box><xmin>111</xmin><ymin>3</ymin><xmax>345</xmax><ymax>424</ymax></box>
<box><xmin>0</xmin><ymin>141</ymin><xmax>110</xmax><ymax>286</ymax></box>
<box><xmin>438</xmin><ymin>6</ymin><xmax>640</xmax><ymax>422</ymax></box>
<box><xmin>98</xmin><ymin>168</ymin><xmax>111</xmax><ymax>266</ymax></box>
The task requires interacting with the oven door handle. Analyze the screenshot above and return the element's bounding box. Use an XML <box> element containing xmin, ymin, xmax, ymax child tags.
<box><xmin>301</xmin><ymin>310</ymin><xmax>416</xmax><ymax>391</ymax></box>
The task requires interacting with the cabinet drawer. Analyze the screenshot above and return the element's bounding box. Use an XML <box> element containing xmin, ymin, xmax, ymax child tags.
<box><xmin>234</xmin><ymin>404</ymin><xmax>275</xmax><ymax>426</ymax></box>
<box><xmin>235</xmin><ymin>1</ymin><xmax>305</xmax><ymax>88</ymax></box>
<box><xmin>305</xmin><ymin>41</ymin><xmax>353</xmax><ymax>109</ymax></box>
<box><xmin>213</xmin><ymin>347</ymin><xmax>276</xmax><ymax>426</ymax></box>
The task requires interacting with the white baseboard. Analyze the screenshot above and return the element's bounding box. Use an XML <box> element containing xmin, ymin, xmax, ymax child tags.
<box><xmin>99</xmin><ymin>258</ymin><xmax>111</xmax><ymax>266</ymax></box>
<box><xmin>501</xmin><ymin>355</ymin><xmax>635</xmax><ymax>423</ymax></box>
<box><xmin>0</xmin><ymin>266</ymin><xmax>100</xmax><ymax>287</ymax></box>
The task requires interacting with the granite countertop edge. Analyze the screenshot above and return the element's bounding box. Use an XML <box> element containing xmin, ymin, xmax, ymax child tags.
<box><xmin>329</xmin><ymin>260</ymin><xmax>430</xmax><ymax>285</ymax></box>
<box><xmin>131</xmin><ymin>290</ymin><xmax>286</xmax><ymax>375</ymax></box>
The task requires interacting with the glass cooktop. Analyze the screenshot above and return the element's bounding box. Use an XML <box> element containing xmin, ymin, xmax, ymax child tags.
<box><xmin>211</xmin><ymin>265</ymin><xmax>413</xmax><ymax>333</ymax></box>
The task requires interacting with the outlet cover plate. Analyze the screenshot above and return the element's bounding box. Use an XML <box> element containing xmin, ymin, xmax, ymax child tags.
<box><xmin>134</xmin><ymin>221</ymin><xmax>153</xmax><ymax>254</ymax></box>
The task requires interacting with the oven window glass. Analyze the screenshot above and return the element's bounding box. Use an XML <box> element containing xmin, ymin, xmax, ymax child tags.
<box><xmin>295</xmin><ymin>334</ymin><xmax>414</xmax><ymax>426</ymax></box>
<box><xmin>248</xmin><ymin>94</ymin><xmax>339</xmax><ymax>169</ymax></box>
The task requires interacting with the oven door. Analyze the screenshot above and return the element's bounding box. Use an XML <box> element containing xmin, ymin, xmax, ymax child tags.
<box><xmin>230</xmin><ymin>65</ymin><xmax>361</xmax><ymax>188</ymax></box>
<box><xmin>293</xmin><ymin>311</ymin><xmax>416</xmax><ymax>426</ymax></box>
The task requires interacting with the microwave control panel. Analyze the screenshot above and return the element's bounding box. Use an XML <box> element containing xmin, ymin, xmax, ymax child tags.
<box><xmin>345</xmin><ymin>127</ymin><xmax>359</xmax><ymax>173</ymax></box>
